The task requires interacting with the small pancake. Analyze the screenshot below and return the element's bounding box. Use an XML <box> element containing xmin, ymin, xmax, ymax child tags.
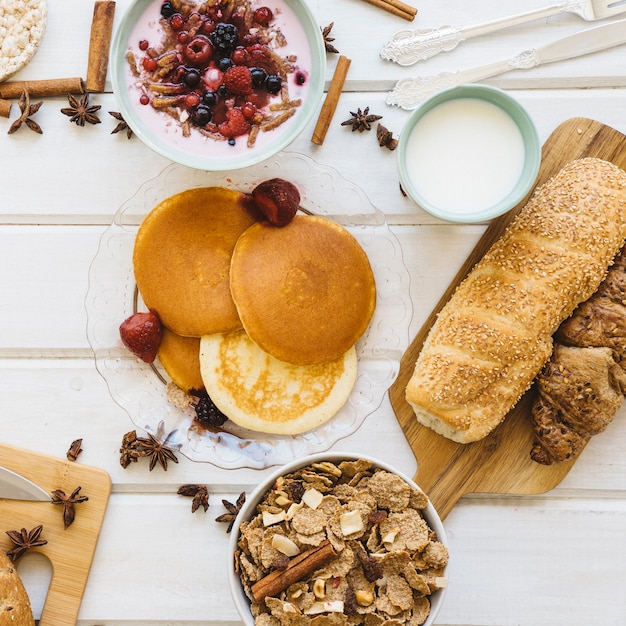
<box><xmin>199</xmin><ymin>330</ymin><xmax>357</xmax><ymax>435</ymax></box>
<box><xmin>229</xmin><ymin>215</ymin><xmax>376</xmax><ymax>365</ymax></box>
<box><xmin>157</xmin><ymin>327</ymin><xmax>203</xmax><ymax>392</ymax></box>
<box><xmin>133</xmin><ymin>187</ymin><xmax>261</xmax><ymax>337</ymax></box>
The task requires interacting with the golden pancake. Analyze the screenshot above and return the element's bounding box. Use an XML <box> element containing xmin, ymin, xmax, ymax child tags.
<box><xmin>133</xmin><ymin>187</ymin><xmax>261</xmax><ymax>337</ymax></box>
<box><xmin>199</xmin><ymin>330</ymin><xmax>357</xmax><ymax>435</ymax></box>
<box><xmin>157</xmin><ymin>327</ymin><xmax>203</xmax><ymax>392</ymax></box>
<box><xmin>229</xmin><ymin>215</ymin><xmax>376</xmax><ymax>365</ymax></box>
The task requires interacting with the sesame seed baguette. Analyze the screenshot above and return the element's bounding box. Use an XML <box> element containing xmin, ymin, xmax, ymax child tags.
<box><xmin>406</xmin><ymin>157</ymin><xmax>626</xmax><ymax>443</ymax></box>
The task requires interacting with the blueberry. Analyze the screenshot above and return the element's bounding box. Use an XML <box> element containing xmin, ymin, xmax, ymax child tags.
<box><xmin>191</xmin><ymin>105</ymin><xmax>212</xmax><ymax>126</ymax></box>
<box><xmin>217</xmin><ymin>57</ymin><xmax>232</xmax><ymax>72</ymax></box>
<box><xmin>217</xmin><ymin>84</ymin><xmax>229</xmax><ymax>97</ymax></box>
<box><xmin>265</xmin><ymin>74</ymin><xmax>282</xmax><ymax>94</ymax></box>
<box><xmin>184</xmin><ymin>68</ymin><xmax>201</xmax><ymax>88</ymax></box>
<box><xmin>202</xmin><ymin>90</ymin><xmax>218</xmax><ymax>107</ymax></box>
<box><xmin>160</xmin><ymin>1</ymin><xmax>175</xmax><ymax>18</ymax></box>
<box><xmin>249</xmin><ymin>67</ymin><xmax>267</xmax><ymax>88</ymax></box>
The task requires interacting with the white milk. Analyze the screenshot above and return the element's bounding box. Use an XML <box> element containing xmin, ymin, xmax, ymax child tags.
<box><xmin>404</xmin><ymin>98</ymin><xmax>526</xmax><ymax>215</ymax></box>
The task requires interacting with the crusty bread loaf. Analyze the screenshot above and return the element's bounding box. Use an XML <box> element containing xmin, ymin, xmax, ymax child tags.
<box><xmin>0</xmin><ymin>550</ymin><xmax>35</xmax><ymax>626</ymax></box>
<box><xmin>406</xmin><ymin>158</ymin><xmax>626</xmax><ymax>443</ymax></box>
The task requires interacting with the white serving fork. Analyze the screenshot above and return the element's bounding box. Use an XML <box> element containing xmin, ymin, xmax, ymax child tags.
<box><xmin>381</xmin><ymin>0</ymin><xmax>626</xmax><ymax>65</ymax></box>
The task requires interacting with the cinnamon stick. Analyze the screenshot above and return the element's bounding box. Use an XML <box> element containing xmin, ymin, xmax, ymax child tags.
<box><xmin>360</xmin><ymin>0</ymin><xmax>417</xmax><ymax>21</ymax></box>
<box><xmin>0</xmin><ymin>78</ymin><xmax>85</xmax><ymax>100</ymax></box>
<box><xmin>86</xmin><ymin>1</ymin><xmax>117</xmax><ymax>92</ymax></box>
<box><xmin>0</xmin><ymin>99</ymin><xmax>11</xmax><ymax>118</ymax></box>
<box><xmin>251</xmin><ymin>539</ymin><xmax>336</xmax><ymax>603</ymax></box>
<box><xmin>311</xmin><ymin>55</ymin><xmax>351</xmax><ymax>146</ymax></box>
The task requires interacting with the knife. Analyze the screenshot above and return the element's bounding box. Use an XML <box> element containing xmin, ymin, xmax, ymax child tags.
<box><xmin>386</xmin><ymin>18</ymin><xmax>626</xmax><ymax>109</ymax></box>
<box><xmin>0</xmin><ymin>465</ymin><xmax>51</xmax><ymax>501</ymax></box>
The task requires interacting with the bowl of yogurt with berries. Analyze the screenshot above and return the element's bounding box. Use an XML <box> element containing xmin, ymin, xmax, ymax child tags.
<box><xmin>111</xmin><ymin>0</ymin><xmax>325</xmax><ymax>170</ymax></box>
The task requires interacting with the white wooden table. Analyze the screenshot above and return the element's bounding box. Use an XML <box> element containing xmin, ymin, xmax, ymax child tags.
<box><xmin>1</xmin><ymin>0</ymin><xmax>626</xmax><ymax>624</ymax></box>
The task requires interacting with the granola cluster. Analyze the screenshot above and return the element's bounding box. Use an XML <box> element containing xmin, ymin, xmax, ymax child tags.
<box><xmin>234</xmin><ymin>459</ymin><xmax>448</xmax><ymax>626</ymax></box>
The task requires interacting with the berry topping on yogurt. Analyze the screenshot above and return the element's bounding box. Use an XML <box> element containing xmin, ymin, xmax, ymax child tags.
<box><xmin>125</xmin><ymin>0</ymin><xmax>311</xmax><ymax>151</ymax></box>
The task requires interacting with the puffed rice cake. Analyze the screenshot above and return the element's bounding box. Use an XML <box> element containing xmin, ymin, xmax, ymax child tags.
<box><xmin>0</xmin><ymin>0</ymin><xmax>47</xmax><ymax>82</ymax></box>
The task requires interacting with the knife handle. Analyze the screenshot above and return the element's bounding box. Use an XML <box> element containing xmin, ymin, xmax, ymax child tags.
<box><xmin>386</xmin><ymin>49</ymin><xmax>539</xmax><ymax>110</ymax></box>
<box><xmin>380</xmin><ymin>3</ymin><xmax>566</xmax><ymax>65</ymax></box>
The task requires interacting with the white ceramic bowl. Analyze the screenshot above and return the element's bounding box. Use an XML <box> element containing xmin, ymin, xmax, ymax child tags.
<box><xmin>110</xmin><ymin>0</ymin><xmax>326</xmax><ymax>170</ymax></box>
<box><xmin>398</xmin><ymin>84</ymin><xmax>541</xmax><ymax>223</ymax></box>
<box><xmin>228</xmin><ymin>452</ymin><xmax>448</xmax><ymax>626</ymax></box>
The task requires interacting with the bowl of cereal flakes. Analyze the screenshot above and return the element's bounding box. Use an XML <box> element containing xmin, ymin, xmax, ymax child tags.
<box><xmin>229</xmin><ymin>453</ymin><xmax>449</xmax><ymax>626</ymax></box>
<box><xmin>110</xmin><ymin>0</ymin><xmax>326</xmax><ymax>170</ymax></box>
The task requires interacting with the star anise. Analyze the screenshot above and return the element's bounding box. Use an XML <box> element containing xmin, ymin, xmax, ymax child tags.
<box><xmin>136</xmin><ymin>432</ymin><xmax>179</xmax><ymax>471</ymax></box>
<box><xmin>8</xmin><ymin>89</ymin><xmax>43</xmax><ymax>135</ymax></box>
<box><xmin>66</xmin><ymin>438</ymin><xmax>83</xmax><ymax>462</ymax></box>
<box><xmin>341</xmin><ymin>107</ymin><xmax>382</xmax><ymax>133</ymax></box>
<box><xmin>119</xmin><ymin>429</ymin><xmax>143</xmax><ymax>468</ymax></box>
<box><xmin>215</xmin><ymin>491</ymin><xmax>246</xmax><ymax>533</ymax></box>
<box><xmin>321</xmin><ymin>22</ymin><xmax>339</xmax><ymax>54</ymax></box>
<box><xmin>376</xmin><ymin>123</ymin><xmax>398</xmax><ymax>150</ymax></box>
<box><xmin>109</xmin><ymin>110</ymin><xmax>133</xmax><ymax>139</ymax></box>
<box><xmin>177</xmin><ymin>484</ymin><xmax>209</xmax><ymax>513</ymax></box>
<box><xmin>51</xmin><ymin>486</ymin><xmax>89</xmax><ymax>530</ymax></box>
<box><xmin>61</xmin><ymin>93</ymin><xmax>101</xmax><ymax>126</ymax></box>
<box><xmin>4</xmin><ymin>525</ymin><xmax>48</xmax><ymax>562</ymax></box>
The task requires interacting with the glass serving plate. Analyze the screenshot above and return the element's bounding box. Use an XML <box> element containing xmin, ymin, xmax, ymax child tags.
<box><xmin>85</xmin><ymin>152</ymin><xmax>412</xmax><ymax>469</ymax></box>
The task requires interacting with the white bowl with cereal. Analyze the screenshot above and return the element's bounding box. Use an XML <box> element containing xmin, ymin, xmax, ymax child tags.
<box><xmin>228</xmin><ymin>453</ymin><xmax>449</xmax><ymax>626</ymax></box>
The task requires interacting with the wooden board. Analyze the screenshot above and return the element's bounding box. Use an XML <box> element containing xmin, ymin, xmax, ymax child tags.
<box><xmin>0</xmin><ymin>443</ymin><xmax>111</xmax><ymax>625</ymax></box>
<box><xmin>389</xmin><ymin>118</ymin><xmax>626</xmax><ymax>521</ymax></box>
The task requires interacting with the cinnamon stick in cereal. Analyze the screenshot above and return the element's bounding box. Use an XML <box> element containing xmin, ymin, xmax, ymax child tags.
<box><xmin>0</xmin><ymin>99</ymin><xmax>11</xmax><ymax>118</ymax></box>
<box><xmin>360</xmin><ymin>0</ymin><xmax>417</xmax><ymax>21</ymax></box>
<box><xmin>86</xmin><ymin>1</ymin><xmax>117</xmax><ymax>92</ymax></box>
<box><xmin>311</xmin><ymin>55</ymin><xmax>351</xmax><ymax>146</ymax></box>
<box><xmin>0</xmin><ymin>78</ymin><xmax>85</xmax><ymax>99</ymax></box>
<box><xmin>251</xmin><ymin>539</ymin><xmax>336</xmax><ymax>603</ymax></box>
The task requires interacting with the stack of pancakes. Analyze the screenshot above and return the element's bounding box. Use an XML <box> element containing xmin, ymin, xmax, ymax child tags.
<box><xmin>133</xmin><ymin>186</ymin><xmax>376</xmax><ymax>435</ymax></box>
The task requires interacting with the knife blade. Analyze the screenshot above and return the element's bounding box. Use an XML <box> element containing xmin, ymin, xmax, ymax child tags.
<box><xmin>0</xmin><ymin>465</ymin><xmax>51</xmax><ymax>501</ymax></box>
<box><xmin>387</xmin><ymin>18</ymin><xmax>626</xmax><ymax>109</ymax></box>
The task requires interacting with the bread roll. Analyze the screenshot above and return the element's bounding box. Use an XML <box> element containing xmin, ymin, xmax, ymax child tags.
<box><xmin>406</xmin><ymin>158</ymin><xmax>626</xmax><ymax>443</ymax></box>
<box><xmin>0</xmin><ymin>550</ymin><xmax>34</xmax><ymax>626</ymax></box>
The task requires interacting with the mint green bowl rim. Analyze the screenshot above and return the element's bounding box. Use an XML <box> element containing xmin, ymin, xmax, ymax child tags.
<box><xmin>398</xmin><ymin>85</ymin><xmax>541</xmax><ymax>223</ymax></box>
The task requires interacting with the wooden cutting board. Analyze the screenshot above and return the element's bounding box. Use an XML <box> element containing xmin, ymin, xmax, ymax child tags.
<box><xmin>0</xmin><ymin>443</ymin><xmax>111</xmax><ymax>625</ymax></box>
<box><xmin>389</xmin><ymin>117</ymin><xmax>626</xmax><ymax>521</ymax></box>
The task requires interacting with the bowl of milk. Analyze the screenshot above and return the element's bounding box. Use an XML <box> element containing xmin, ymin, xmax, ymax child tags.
<box><xmin>398</xmin><ymin>85</ymin><xmax>541</xmax><ymax>223</ymax></box>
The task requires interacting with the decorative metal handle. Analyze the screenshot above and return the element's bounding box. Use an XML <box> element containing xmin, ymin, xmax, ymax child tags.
<box><xmin>385</xmin><ymin>49</ymin><xmax>539</xmax><ymax>109</ymax></box>
<box><xmin>381</xmin><ymin>2</ymin><xmax>568</xmax><ymax>65</ymax></box>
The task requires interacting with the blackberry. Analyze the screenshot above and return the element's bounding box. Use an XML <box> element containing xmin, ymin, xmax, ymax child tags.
<box><xmin>193</xmin><ymin>394</ymin><xmax>228</xmax><ymax>428</ymax></box>
<box><xmin>211</xmin><ymin>23</ymin><xmax>239</xmax><ymax>54</ymax></box>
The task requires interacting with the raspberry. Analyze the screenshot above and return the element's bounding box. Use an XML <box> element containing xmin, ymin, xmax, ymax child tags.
<box><xmin>218</xmin><ymin>108</ymin><xmax>250</xmax><ymax>138</ymax></box>
<box><xmin>223</xmin><ymin>65</ymin><xmax>253</xmax><ymax>95</ymax></box>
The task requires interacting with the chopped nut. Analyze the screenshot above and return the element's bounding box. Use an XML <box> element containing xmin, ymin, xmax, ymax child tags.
<box><xmin>313</xmin><ymin>578</ymin><xmax>326</xmax><ymax>599</ymax></box>
<box><xmin>355</xmin><ymin>590</ymin><xmax>374</xmax><ymax>606</ymax></box>
<box><xmin>302</xmin><ymin>488</ymin><xmax>324</xmax><ymax>510</ymax></box>
<box><xmin>339</xmin><ymin>509</ymin><xmax>364</xmax><ymax>536</ymax></box>
<box><xmin>304</xmin><ymin>601</ymin><xmax>344</xmax><ymax>615</ymax></box>
<box><xmin>271</xmin><ymin>534</ymin><xmax>301</xmax><ymax>557</ymax></box>
<box><xmin>263</xmin><ymin>510</ymin><xmax>287</xmax><ymax>526</ymax></box>
<box><xmin>381</xmin><ymin>526</ymin><xmax>401</xmax><ymax>544</ymax></box>
<box><xmin>275</xmin><ymin>494</ymin><xmax>292</xmax><ymax>507</ymax></box>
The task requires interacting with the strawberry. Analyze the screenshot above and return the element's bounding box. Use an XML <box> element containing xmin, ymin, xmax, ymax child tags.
<box><xmin>252</xmin><ymin>178</ymin><xmax>301</xmax><ymax>226</ymax></box>
<box><xmin>223</xmin><ymin>65</ymin><xmax>253</xmax><ymax>95</ymax></box>
<box><xmin>218</xmin><ymin>108</ymin><xmax>250</xmax><ymax>138</ymax></box>
<box><xmin>119</xmin><ymin>309</ymin><xmax>163</xmax><ymax>363</ymax></box>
